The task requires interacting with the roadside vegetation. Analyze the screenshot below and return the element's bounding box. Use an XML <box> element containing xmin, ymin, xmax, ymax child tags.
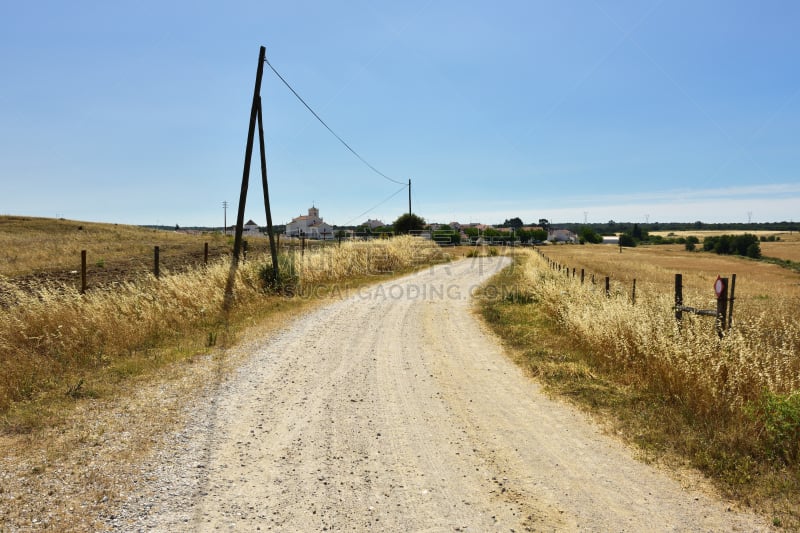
<box><xmin>0</xmin><ymin>225</ymin><xmax>446</xmax><ymax>430</ymax></box>
<box><xmin>0</xmin><ymin>217</ymin><xmax>450</xmax><ymax>530</ymax></box>
<box><xmin>480</xmin><ymin>247</ymin><xmax>800</xmax><ymax>528</ymax></box>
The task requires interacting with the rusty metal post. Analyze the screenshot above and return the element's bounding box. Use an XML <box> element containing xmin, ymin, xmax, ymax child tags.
<box><xmin>154</xmin><ymin>246</ymin><xmax>160</xmax><ymax>278</ymax></box>
<box><xmin>675</xmin><ymin>273</ymin><xmax>683</xmax><ymax>325</ymax></box>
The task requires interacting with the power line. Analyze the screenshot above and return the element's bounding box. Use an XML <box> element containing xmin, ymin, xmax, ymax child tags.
<box><xmin>343</xmin><ymin>183</ymin><xmax>409</xmax><ymax>226</ymax></box>
<box><xmin>264</xmin><ymin>56</ymin><xmax>407</xmax><ymax>187</ymax></box>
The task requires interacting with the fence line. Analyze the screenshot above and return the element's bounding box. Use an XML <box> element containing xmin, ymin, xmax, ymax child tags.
<box><xmin>533</xmin><ymin>247</ymin><xmax>736</xmax><ymax>336</ymax></box>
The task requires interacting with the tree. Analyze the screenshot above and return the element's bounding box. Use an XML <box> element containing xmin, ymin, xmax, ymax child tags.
<box><xmin>619</xmin><ymin>233</ymin><xmax>637</xmax><ymax>247</ymax></box>
<box><xmin>393</xmin><ymin>213</ymin><xmax>426</xmax><ymax>235</ymax></box>
<box><xmin>432</xmin><ymin>227</ymin><xmax>461</xmax><ymax>245</ymax></box>
<box><xmin>501</xmin><ymin>217</ymin><xmax>524</xmax><ymax>229</ymax></box>
<box><xmin>531</xmin><ymin>229</ymin><xmax>548</xmax><ymax>242</ymax></box>
<box><xmin>538</xmin><ymin>218</ymin><xmax>550</xmax><ymax>231</ymax></box>
<box><xmin>579</xmin><ymin>226</ymin><xmax>603</xmax><ymax>244</ymax></box>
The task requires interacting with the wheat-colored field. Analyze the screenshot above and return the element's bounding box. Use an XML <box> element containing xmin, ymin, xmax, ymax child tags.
<box><xmin>0</xmin><ymin>216</ymin><xmax>230</xmax><ymax>278</ymax></box>
<box><xmin>539</xmin><ymin>242</ymin><xmax>800</xmax><ymax>303</ymax></box>
<box><xmin>649</xmin><ymin>229</ymin><xmax>800</xmax><ymax>263</ymax></box>
<box><xmin>0</xmin><ymin>227</ymin><xmax>445</xmax><ymax>421</ymax></box>
<box><xmin>523</xmin><ymin>243</ymin><xmax>800</xmax><ymax>451</ymax></box>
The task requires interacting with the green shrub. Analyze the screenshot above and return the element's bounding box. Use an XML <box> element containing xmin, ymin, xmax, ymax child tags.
<box><xmin>259</xmin><ymin>253</ymin><xmax>299</xmax><ymax>294</ymax></box>
<box><xmin>748</xmin><ymin>391</ymin><xmax>800</xmax><ymax>463</ymax></box>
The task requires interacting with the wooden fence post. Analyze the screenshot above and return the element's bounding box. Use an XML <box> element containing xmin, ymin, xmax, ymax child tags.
<box><xmin>605</xmin><ymin>276</ymin><xmax>610</xmax><ymax>297</ymax></box>
<box><xmin>727</xmin><ymin>274</ymin><xmax>736</xmax><ymax>329</ymax></box>
<box><xmin>81</xmin><ymin>250</ymin><xmax>87</xmax><ymax>294</ymax></box>
<box><xmin>154</xmin><ymin>246</ymin><xmax>160</xmax><ymax>278</ymax></box>
<box><xmin>631</xmin><ymin>278</ymin><xmax>636</xmax><ymax>305</ymax></box>
<box><xmin>674</xmin><ymin>273</ymin><xmax>683</xmax><ymax>325</ymax></box>
<box><xmin>580</xmin><ymin>268</ymin><xmax>585</xmax><ymax>284</ymax></box>
<box><xmin>716</xmin><ymin>277</ymin><xmax>729</xmax><ymax>338</ymax></box>
<box><xmin>204</xmin><ymin>242</ymin><xmax>209</xmax><ymax>265</ymax></box>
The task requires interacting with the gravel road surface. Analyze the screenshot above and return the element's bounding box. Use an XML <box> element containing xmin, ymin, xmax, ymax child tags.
<box><xmin>110</xmin><ymin>256</ymin><xmax>769</xmax><ymax>531</ymax></box>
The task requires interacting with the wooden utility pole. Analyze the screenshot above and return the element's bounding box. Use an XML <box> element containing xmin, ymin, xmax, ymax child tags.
<box><xmin>408</xmin><ymin>178</ymin><xmax>412</xmax><ymax>216</ymax></box>
<box><xmin>232</xmin><ymin>46</ymin><xmax>267</xmax><ymax>265</ymax></box>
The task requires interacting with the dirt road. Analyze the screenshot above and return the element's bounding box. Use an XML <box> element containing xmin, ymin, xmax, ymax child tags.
<box><xmin>114</xmin><ymin>256</ymin><xmax>769</xmax><ymax>531</ymax></box>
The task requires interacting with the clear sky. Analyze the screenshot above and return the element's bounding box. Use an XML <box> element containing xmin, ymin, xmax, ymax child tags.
<box><xmin>2</xmin><ymin>1</ymin><xmax>799</xmax><ymax>228</ymax></box>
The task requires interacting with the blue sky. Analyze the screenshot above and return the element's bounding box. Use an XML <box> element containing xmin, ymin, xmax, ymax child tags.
<box><xmin>1</xmin><ymin>1</ymin><xmax>798</xmax><ymax>227</ymax></box>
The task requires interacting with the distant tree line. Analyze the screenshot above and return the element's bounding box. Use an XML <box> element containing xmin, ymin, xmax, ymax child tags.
<box><xmin>563</xmin><ymin>220</ymin><xmax>799</xmax><ymax>235</ymax></box>
<box><xmin>702</xmin><ymin>234</ymin><xmax>761</xmax><ymax>258</ymax></box>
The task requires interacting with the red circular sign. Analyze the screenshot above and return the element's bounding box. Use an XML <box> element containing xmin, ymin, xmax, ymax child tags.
<box><xmin>714</xmin><ymin>276</ymin><xmax>724</xmax><ymax>297</ymax></box>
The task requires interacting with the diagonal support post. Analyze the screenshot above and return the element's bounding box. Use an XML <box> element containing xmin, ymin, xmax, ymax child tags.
<box><xmin>232</xmin><ymin>45</ymin><xmax>267</xmax><ymax>265</ymax></box>
<box><xmin>257</xmin><ymin>95</ymin><xmax>279</xmax><ymax>285</ymax></box>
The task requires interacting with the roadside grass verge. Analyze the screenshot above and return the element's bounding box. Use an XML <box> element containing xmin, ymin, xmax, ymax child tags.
<box><xmin>0</xmin><ymin>236</ymin><xmax>448</xmax><ymax>432</ymax></box>
<box><xmin>478</xmin><ymin>250</ymin><xmax>800</xmax><ymax>529</ymax></box>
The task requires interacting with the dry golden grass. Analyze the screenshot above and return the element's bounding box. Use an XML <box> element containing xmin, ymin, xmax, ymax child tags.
<box><xmin>0</xmin><ymin>232</ymin><xmax>444</xmax><ymax>421</ymax></box>
<box><xmin>0</xmin><ymin>221</ymin><xmax>448</xmax><ymax>530</ymax></box>
<box><xmin>480</xmin><ymin>246</ymin><xmax>800</xmax><ymax>527</ymax></box>
<box><xmin>648</xmin><ymin>229</ymin><xmax>800</xmax><ymax>263</ymax></box>
<box><xmin>761</xmin><ymin>240</ymin><xmax>800</xmax><ymax>262</ymax></box>
<box><xmin>540</xmin><ymin>242</ymin><xmax>800</xmax><ymax>302</ymax></box>
<box><xmin>530</xmin><ymin>246</ymin><xmax>800</xmax><ymax>401</ymax></box>
<box><xmin>0</xmin><ymin>215</ymin><xmax>228</xmax><ymax>278</ymax></box>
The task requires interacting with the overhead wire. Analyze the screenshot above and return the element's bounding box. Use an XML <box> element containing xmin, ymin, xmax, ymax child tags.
<box><xmin>264</xmin><ymin>57</ymin><xmax>407</xmax><ymax>187</ymax></box>
<box><xmin>342</xmin><ymin>183</ymin><xmax>409</xmax><ymax>227</ymax></box>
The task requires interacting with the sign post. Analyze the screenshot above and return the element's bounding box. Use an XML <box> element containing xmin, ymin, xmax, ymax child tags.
<box><xmin>714</xmin><ymin>276</ymin><xmax>729</xmax><ymax>338</ymax></box>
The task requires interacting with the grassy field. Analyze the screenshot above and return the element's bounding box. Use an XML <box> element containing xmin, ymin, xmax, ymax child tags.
<box><xmin>0</xmin><ymin>215</ymin><xmax>232</xmax><ymax>291</ymax></box>
<box><xmin>0</xmin><ymin>218</ymin><xmax>448</xmax><ymax>426</ymax></box>
<box><xmin>480</xmin><ymin>244</ymin><xmax>800</xmax><ymax>528</ymax></box>
<box><xmin>0</xmin><ymin>217</ymin><xmax>453</xmax><ymax>530</ymax></box>
<box><xmin>650</xmin><ymin>229</ymin><xmax>800</xmax><ymax>263</ymax></box>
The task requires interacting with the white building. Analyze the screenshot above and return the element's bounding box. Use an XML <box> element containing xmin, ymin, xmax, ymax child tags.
<box><xmin>244</xmin><ymin>219</ymin><xmax>261</xmax><ymax>236</ymax></box>
<box><xmin>286</xmin><ymin>206</ymin><xmax>335</xmax><ymax>239</ymax></box>
<box><xmin>362</xmin><ymin>218</ymin><xmax>385</xmax><ymax>230</ymax></box>
<box><xmin>226</xmin><ymin>219</ymin><xmax>262</xmax><ymax>236</ymax></box>
<box><xmin>548</xmin><ymin>228</ymin><xmax>578</xmax><ymax>243</ymax></box>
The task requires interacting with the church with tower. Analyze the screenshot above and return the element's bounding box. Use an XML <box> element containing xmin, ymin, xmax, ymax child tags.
<box><xmin>285</xmin><ymin>205</ymin><xmax>335</xmax><ymax>239</ymax></box>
